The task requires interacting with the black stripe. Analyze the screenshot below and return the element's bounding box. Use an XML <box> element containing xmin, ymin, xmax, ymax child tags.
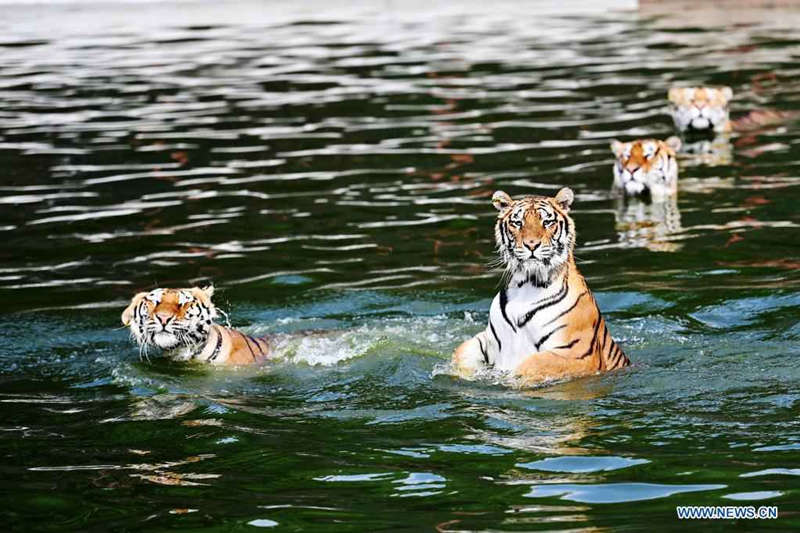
<box><xmin>607</xmin><ymin>344</ymin><xmax>621</xmax><ymax>368</ymax></box>
<box><xmin>535</xmin><ymin>324</ymin><xmax>566</xmax><ymax>351</ymax></box>
<box><xmin>489</xmin><ymin>320</ymin><xmax>502</xmax><ymax>353</ymax></box>
<box><xmin>556</xmin><ymin>218</ymin><xmax>567</xmax><ymax>253</ymax></box>
<box><xmin>618</xmin><ymin>348</ymin><xmax>629</xmax><ymax>367</ymax></box>
<box><xmin>135</xmin><ymin>301</ymin><xmax>146</xmax><ymax>324</ymax></box>
<box><xmin>208</xmin><ymin>328</ymin><xmax>224</xmax><ymax>361</ymax></box>
<box><xmin>477</xmin><ymin>336</ymin><xmax>489</xmax><ymax>365</ymax></box>
<box><xmin>247</xmin><ymin>335</ymin><xmax>266</xmax><ymax>356</ymax></box>
<box><xmin>499</xmin><ymin>288</ymin><xmax>516</xmax><ymax>332</ymax></box>
<box><xmin>244</xmin><ymin>331</ymin><xmax>260</xmax><ymax>361</ymax></box>
<box><xmin>609</xmin><ymin>343</ymin><xmax>621</xmax><ymax>365</ymax></box>
<box><xmin>543</xmin><ymin>290</ymin><xmax>587</xmax><ymax>327</ymax></box>
<box><xmin>253</xmin><ymin>336</ymin><xmax>269</xmax><ymax>354</ymax></box>
<box><xmin>600</xmin><ymin>325</ymin><xmax>609</xmax><ymax>356</ymax></box>
<box><xmin>578</xmin><ymin>317</ymin><xmax>603</xmax><ymax>359</ymax></box>
<box><xmin>524</xmin><ymin>270</ymin><xmax>551</xmax><ymax>289</ymax></box>
<box><xmin>498</xmin><ymin>220</ymin><xmax>509</xmax><ymax>248</ymax></box>
<box><xmin>553</xmin><ymin>339</ymin><xmax>579</xmax><ymax>350</ymax></box>
<box><xmin>518</xmin><ymin>277</ymin><xmax>569</xmax><ymax>328</ymax></box>
<box><xmin>191</xmin><ymin>328</ymin><xmax>210</xmax><ymax>359</ymax></box>
<box><xmin>238</xmin><ymin>331</ymin><xmax>258</xmax><ymax>361</ymax></box>
<box><xmin>611</xmin><ymin>344</ymin><xmax>628</xmax><ymax>368</ymax></box>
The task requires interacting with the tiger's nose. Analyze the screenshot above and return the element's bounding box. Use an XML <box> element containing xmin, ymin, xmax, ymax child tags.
<box><xmin>625</xmin><ymin>164</ymin><xmax>640</xmax><ymax>173</ymax></box>
<box><xmin>155</xmin><ymin>312</ymin><xmax>173</xmax><ymax>327</ymax></box>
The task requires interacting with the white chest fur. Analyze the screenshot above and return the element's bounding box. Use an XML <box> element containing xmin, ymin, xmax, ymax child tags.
<box><xmin>486</xmin><ymin>277</ymin><xmax>571</xmax><ymax>371</ymax></box>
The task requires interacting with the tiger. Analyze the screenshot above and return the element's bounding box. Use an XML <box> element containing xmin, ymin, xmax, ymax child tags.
<box><xmin>668</xmin><ymin>86</ymin><xmax>733</xmax><ymax>133</ymax></box>
<box><xmin>121</xmin><ymin>285</ymin><xmax>270</xmax><ymax>365</ymax></box>
<box><xmin>610</xmin><ymin>137</ymin><xmax>681</xmax><ymax>197</ymax></box>
<box><xmin>452</xmin><ymin>187</ymin><xmax>630</xmax><ymax>385</ymax></box>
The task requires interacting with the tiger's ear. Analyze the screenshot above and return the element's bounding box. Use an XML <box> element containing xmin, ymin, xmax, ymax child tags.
<box><xmin>554</xmin><ymin>187</ymin><xmax>574</xmax><ymax>213</ymax></box>
<box><xmin>610</xmin><ymin>139</ymin><xmax>624</xmax><ymax>157</ymax></box>
<box><xmin>720</xmin><ymin>86</ymin><xmax>733</xmax><ymax>101</ymax></box>
<box><xmin>492</xmin><ymin>191</ymin><xmax>513</xmax><ymax>211</ymax></box>
<box><xmin>665</xmin><ymin>136</ymin><xmax>682</xmax><ymax>152</ymax></box>
<box><xmin>667</xmin><ymin>87</ymin><xmax>681</xmax><ymax>103</ymax></box>
<box><xmin>122</xmin><ymin>292</ymin><xmax>147</xmax><ymax>326</ymax></box>
<box><xmin>191</xmin><ymin>284</ymin><xmax>215</xmax><ymax>302</ymax></box>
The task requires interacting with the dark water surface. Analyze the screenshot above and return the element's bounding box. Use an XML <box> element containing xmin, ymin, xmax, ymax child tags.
<box><xmin>2</xmin><ymin>1</ymin><xmax>800</xmax><ymax>530</ymax></box>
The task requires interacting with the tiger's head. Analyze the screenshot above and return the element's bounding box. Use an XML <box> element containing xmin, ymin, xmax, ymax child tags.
<box><xmin>610</xmin><ymin>137</ymin><xmax>681</xmax><ymax>197</ymax></box>
<box><xmin>668</xmin><ymin>86</ymin><xmax>733</xmax><ymax>133</ymax></box>
<box><xmin>492</xmin><ymin>188</ymin><xmax>575</xmax><ymax>286</ymax></box>
<box><xmin>122</xmin><ymin>286</ymin><xmax>218</xmax><ymax>352</ymax></box>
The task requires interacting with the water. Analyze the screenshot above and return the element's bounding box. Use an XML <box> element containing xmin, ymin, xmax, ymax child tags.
<box><xmin>2</xmin><ymin>0</ymin><xmax>800</xmax><ymax>530</ymax></box>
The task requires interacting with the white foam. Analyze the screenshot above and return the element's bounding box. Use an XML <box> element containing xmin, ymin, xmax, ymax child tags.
<box><xmin>267</xmin><ymin>314</ymin><xmax>471</xmax><ymax>367</ymax></box>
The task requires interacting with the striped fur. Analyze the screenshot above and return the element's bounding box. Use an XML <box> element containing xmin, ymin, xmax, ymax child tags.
<box><xmin>610</xmin><ymin>137</ymin><xmax>681</xmax><ymax>197</ymax></box>
<box><xmin>668</xmin><ymin>86</ymin><xmax>732</xmax><ymax>133</ymax></box>
<box><xmin>122</xmin><ymin>286</ymin><xmax>270</xmax><ymax>365</ymax></box>
<box><xmin>452</xmin><ymin>188</ymin><xmax>629</xmax><ymax>385</ymax></box>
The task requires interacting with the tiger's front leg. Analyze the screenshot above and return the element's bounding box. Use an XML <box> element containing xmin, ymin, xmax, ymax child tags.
<box><xmin>452</xmin><ymin>330</ymin><xmax>492</xmax><ymax>378</ymax></box>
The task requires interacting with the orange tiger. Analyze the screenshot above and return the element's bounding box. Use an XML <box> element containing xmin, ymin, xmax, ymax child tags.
<box><xmin>452</xmin><ymin>188</ymin><xmax>629</xmax><ymax>385</ymax></box>
<box><xmin>668</xmin><ymin>86</ymin><xmax>733</xmax><ymax>133</ymax></box>
<box><xmin>121</xmin><ymin>286</ymin><xmax>270</xmax><ymax>365</ymax></box>
<box><xmin>610</xmin><ymin>137</ymin><xmax>681</xmax><ymax>197</ymax></box>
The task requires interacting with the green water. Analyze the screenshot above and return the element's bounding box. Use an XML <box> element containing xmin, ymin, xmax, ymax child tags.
<box><xmin>1</xmin><ymin>1</ymin><xmax>799</xmax><ymax>530</ymax></box>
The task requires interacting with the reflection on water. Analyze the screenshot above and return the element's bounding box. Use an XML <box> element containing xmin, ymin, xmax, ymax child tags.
<box><xmin>612</xmin><ymin>195</ymin><xmax>682</xmax><ymax>252</ymax></box>
<box><xmin>680</xmin><ymin>135</ymin><xmax>733</xmax><ymax>166</ymax></box>
<box><xmin>2</xmin><ymin>0</ymin><xmax>800</xmax><ymax>531</ymax></box>
<box><xmin>1</xmin><ymin>0</ymin><xmax>799</xmax><ymax>310</ymax></box>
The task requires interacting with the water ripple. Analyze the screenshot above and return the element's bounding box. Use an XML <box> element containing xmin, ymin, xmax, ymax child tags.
<box><xmin>1</xmin><ymin>2</ymin><xmax>798</xmax><ymax>307</ymax></box>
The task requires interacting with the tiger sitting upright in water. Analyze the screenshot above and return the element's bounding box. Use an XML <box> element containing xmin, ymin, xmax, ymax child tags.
<box><xmin>122</xmin><ymin>285</ymin><xmax>271</xmax><ymax>365</ymax></box>
<box><xmin>452</xmin><ymin>187</ymin><xmax>629</xmax><ymax>385</ymax></box>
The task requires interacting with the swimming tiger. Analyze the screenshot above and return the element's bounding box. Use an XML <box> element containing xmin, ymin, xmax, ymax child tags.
<box><xmin>669</xmin><ymin>86</ymin><xmax>800</xmax><ymax>136</ymax></box>
<box><xmin>668</xmin><ymin>86</ymin><xmax>733</xmax><ymax>133</ymax></box>
<box><xmin>610</xmin><ymin>137</ymin><xmax>681</xmax><ymax>197</ymax></box>
<box><xmin>452</xmin><ymin>188</ymin><xmax>630</xmax><ymax>385</ymax></box>
<box><xmin>121</xmin><ymin>285</ymin><xmax>270</xmax><ymax>365</ymax></box>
